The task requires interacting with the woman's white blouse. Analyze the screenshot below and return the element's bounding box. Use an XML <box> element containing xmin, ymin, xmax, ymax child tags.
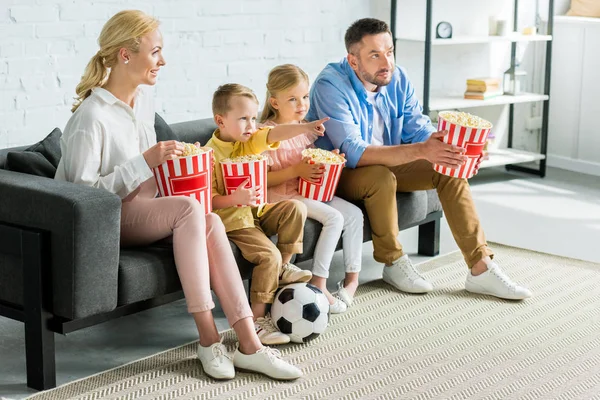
<box><xmin>55</xmin><ymin>87</ymin><xmax>157</xmax><ymax>199</ymax></box>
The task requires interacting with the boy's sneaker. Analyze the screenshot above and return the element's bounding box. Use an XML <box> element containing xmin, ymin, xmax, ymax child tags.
<box><xmin>234</xmin><ymin>346</ymin><xmax>303</xmax><ymax>380</ymax></box>
<box><xmin>279</xmin><ymin>263</ymin><xmax>312</xmax><ymax>285</ymax></box>
<box><xmin>465</xmin><ymin>261</ymin><xmax>532</xmax><ymax>300</ymax></box>
<box><xmin>255</xmin><ymin>315</ymin><xmax>290</xmax><ymax>345</ymax></box>
<box><xmin>329</xmin><ymin>297</ymin><xmax>347</xmax><ymax>314</ymax></box>
<box><xmin>197</xmin><ymin>338</ymin><xmax>235</xmax><ymax>380</ymax></box>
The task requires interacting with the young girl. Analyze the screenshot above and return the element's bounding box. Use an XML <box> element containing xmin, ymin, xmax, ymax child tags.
<box><xmin>261</xmin><ymin>64</ymin><xmax>364</xmax><ymax>313</ymax></box>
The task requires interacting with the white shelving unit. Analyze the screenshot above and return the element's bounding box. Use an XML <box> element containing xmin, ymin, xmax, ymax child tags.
<box><xmin>396</xmin><ymin>33</ymin><xmax>553</xmax><ymax>45</ymax></box>
<box><xmin>391</xmin><ymin>0</ymin><xmax>554</xmax><ymax>176</ymax></box>
<box><xmin>429</xmin><ymin>93</ymin><xmax>549</xmax><ymax>111</ymax></box>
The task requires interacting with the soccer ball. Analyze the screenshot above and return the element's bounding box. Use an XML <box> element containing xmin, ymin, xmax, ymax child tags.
<box><xmin>271</xmin><ymin>283</ymin><xmax>330</xmax><ymax>343</ymax></box>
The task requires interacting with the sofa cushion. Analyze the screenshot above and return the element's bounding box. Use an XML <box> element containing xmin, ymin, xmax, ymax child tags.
<box><xmin>154</xmin><ymin>113</ymin><xmax>179</xmax><ymax>142</ymax></box>
<box><xmin>170</xmin><ymin>119</ymin><xmax>217</xmax><ymax>145</ymax></box>
<box><xmin>5</xmin><ymin>128</ymin><xmax>62</xmax><ymax>178</ymax></box>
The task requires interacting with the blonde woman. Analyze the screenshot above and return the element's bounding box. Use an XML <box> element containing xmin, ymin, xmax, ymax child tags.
<box><xmin>261</xmin><ymin>64</ymin><xmax>364</xmax><ymax>313</ymax></box>
<box><xmin>55</xmin><ymin>10</ymin><xmax>301</xmax><ymax>381</ymax></box>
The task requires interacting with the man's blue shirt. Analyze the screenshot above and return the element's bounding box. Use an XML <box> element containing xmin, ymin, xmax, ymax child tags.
<box><xmin>307</xmin><ymin>58</ymin><xmax>436</xmax><ymax>168</ymax></box>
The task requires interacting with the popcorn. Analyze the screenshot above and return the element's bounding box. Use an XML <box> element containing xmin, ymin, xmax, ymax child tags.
<box><xmin>301</xmin><ymin>148</ymin><xmax>345</xmax><ymax>164</ymax></box>
<box><xmin>438</xmin><ymin>111</ymin><xmax>492</xmax><ymax>129</ymax></box>
<box><xmin>221</xmin><ymin>154</ymin><xmax>267</xmax><ymax>163</ymax></box>
<box><xmin>179</xmin><ymin>142</ymin><xmax>208</xmax><ymax>158</ymax></box>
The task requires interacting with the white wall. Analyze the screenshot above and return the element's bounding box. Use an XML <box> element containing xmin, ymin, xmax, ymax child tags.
<box><xmin>0</xmin><ymin>0</ymin><xmax>378</xmax><ymax>148</ymax></box>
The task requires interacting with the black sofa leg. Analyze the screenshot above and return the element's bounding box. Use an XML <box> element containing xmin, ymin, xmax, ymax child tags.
<box><xmin>22</xmin><ymin>230</ymin><xmax>56</xmax><ymax>390</ymax></box>
<box><xmin>418</xmin><ymin>217</ymin><xmax>440</xmax><ymax>257</ymax></box>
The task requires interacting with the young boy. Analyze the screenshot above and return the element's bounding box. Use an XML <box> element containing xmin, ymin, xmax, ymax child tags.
<box><xmin>206</xmin><ymin>83</ymin><xmax>329</xmax><ymax>345</ymax></box>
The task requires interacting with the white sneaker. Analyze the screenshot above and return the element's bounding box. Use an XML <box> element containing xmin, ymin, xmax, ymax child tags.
<box><xmin>255</xmin><ymin>315</ymin><xmax>291</xmax><ymax>345</ymax></box>
<box><xmin>335</xmin><ymin>279</ymin><xmax>354</xmax><ymax>307</ymax></box>
<box><xmin>465</xmin><ymin>262</ymin><xmax>532</xmax><ymax>300</ymax></box>
<box><xmin>329</xmin><ymin>297</ymin><xmax>347</xmax><ymax>314</ymax></box>
<box><xmin>382</xmin><ymin>255</ymin><xmax>433</xmax><ymax>293</ymax></box>
<box><xmin>197</xmin><ymin>338</ymin><xmax>235</xmax><ymax>380</ymax></box>
<box><xmin>234</xmin><ymin>346</ymin><xmax>303</xmax><ymax>380</ymax></box>
<box><xmin>279</xmin><ymin>263</ymin><xmax>312</xmax><ymax>285</ymax></box>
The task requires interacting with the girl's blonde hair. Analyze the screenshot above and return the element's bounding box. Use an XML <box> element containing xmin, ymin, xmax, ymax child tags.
<box><xmin>71</xmin><ymin>10</ymin><xmax>160</xmax><ymax>112</ymax></box>
<box><xmin>260</xmin><ymin>64</ymin><xmax>309</xmax><ymax>122</ymax></box>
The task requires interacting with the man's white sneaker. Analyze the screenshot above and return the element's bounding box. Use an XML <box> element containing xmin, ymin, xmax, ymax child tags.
<box><xmin>279</xmin><ymin>263</ymin><xmax>312</xmax><ymax>285</ymax></box>
<box><xmin>465</xmin><ymin>262</ymin><xmax>532</xmax><ymax>300</ymax></box>
<box><xmin>234</xmin><ymin>346</ymin><xmax>303</xmax><ymax>380</ymax></box>
<box><xmin>329</xmin><ymin>297</ymin><xmax>347</xmax><ymax>314</ymax></box>
<box><xmin>382</xmin><ymin>255</ymin><xmax>433</xmax><ymax>293</ymax></box>
<box><xmin>197</xmin><ymin>339</ymin><xmax>235</xmax><ymax>380</ymax></box>
<box><xmin>255</xmin><ymin>315</ymin><xmax>291</xmax><ymax>345</ymax></box>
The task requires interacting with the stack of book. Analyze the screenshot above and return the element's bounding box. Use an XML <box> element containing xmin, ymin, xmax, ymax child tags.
<box><xmin>464</xmin><ymin>78</ymin><xmax>503</xmax><ymax>100</ymax></box>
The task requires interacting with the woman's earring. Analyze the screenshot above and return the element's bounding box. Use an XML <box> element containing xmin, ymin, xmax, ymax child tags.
<box><xmin>124</xmin><ymin>59</ymin><xmax>129</xmax><ymax>65</ymax></box>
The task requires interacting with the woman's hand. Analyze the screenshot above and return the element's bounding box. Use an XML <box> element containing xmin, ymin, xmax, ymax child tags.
<box><xmin>295</xmin><ymin>157</ymin><xmax>325</xmax><ymax>182</ymax></box>
<box><xmin>143</xmin><ymin>140</ymin><xmax>184</xmax><ymax>169</ymax></box>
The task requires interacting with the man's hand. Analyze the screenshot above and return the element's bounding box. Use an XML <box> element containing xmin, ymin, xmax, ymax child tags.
<box><xmin>295</xmin><ymin>157</ymin><xmax>325</xmax><ymax>182</ymax></box>
<box><xmin>230</xmin><ymin>178</ymin><xmax>261</xmax><ymax>206</ymax></box>
<box><xmin>421</xmin><ymin>130</ymin><xmax>467</xmax><ymax>169</ymax></box>
<box><xmin>471</xmin><ymin>151</ymin><xmax>487</xmax><ymax>176</ymax></box>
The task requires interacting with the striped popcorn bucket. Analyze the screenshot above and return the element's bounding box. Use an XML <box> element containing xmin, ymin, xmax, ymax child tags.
<box><xmin>433</xmin><ymin>113</ymin><xmax>492</xmax><ymax>179</ymax></box>
<box><xmin>298</xmin><ymin>160</ymin><xmax>345</xmax><ymax>202</ymax></box>
<box><xmin>221</xmin><ymin>158</ymin><xmax>267</xmax><ymax>207</ymax></box>
<box><xmin>152</xmin><ymin>148</ymin><xmax>213</xmax><ymax>214</ymax></box>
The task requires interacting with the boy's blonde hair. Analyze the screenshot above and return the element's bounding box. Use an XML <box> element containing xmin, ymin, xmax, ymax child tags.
<box><xmin>72</xmin><ymin>10</ymin><xmax>160</xmax><ymax>112</ymax></box>
<box><xmin>260</xmin><ymin>64</ymin><xmax>310</xmax><ymax>122</ymax></box>
<box><xmin>212</xmin><ymin>83</ymin><xmax>259</xmax><ymax>115</ymax></box>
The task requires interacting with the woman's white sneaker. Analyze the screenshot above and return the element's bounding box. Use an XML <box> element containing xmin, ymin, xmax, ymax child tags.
<box><xmin>233</xmin><ymin>346</ymin><xmax>303</xmax><ymax>380</ymax></box>
<box><xmin>255</xmin><ymin>315</ymin><xmax>291</xmax><ymax>345</ymax></box>
<box><xmin>382</xmin><ymin>255</ymin><xmax>433</xmax><ymax>293</ymax></box>
<box><xmin>197</xmin><ymin>339</ymin><xmax>235</xmax><ymax>380</ymax></box>
<box><xmin>465</xmin><ymin>262</ymin><xmax>532</xmax><ymax>300</ymax></box>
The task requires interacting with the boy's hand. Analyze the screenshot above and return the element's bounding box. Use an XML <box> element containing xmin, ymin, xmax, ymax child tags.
<box><xmin>231</xmin><ymin>178</ymin><xmax>261</xmax><ymax>206</ymax></box>
<box><xmin>295</xmin><ymin>157</ymin><xmax>325</xmax><ymax>182</ymax></box>
<box><xmin>304</xmin><ymin>117</ymin><xmax>330</xmax><ymax>136</ymax></box>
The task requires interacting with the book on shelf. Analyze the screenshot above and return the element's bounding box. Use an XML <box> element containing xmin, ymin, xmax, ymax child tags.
<box><xmin>463</xmin><ymin>90</ymin><xmax>503</xmax><ymax>100</ymax></box>
<box><xmin>466</xmin><ymin>77</ymin><xmax>501</xmax><ymax>86</ymax></box>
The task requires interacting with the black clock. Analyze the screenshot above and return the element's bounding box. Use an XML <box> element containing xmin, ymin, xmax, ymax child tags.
<box><xmin>436</xmin><ymin>21</ymin><xmax>453</xmax><ymax>39</ymax></box>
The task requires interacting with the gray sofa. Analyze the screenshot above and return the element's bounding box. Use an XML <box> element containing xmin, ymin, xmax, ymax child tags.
<box><xmin>0</xmin><ymin>117</ymin><xmax>442</xmax><ymax>390</ymax></box>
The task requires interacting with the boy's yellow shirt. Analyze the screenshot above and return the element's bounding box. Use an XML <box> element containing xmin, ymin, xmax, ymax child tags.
<box><xmin>205</xmin><ymin>127</ymin><xmax>280</xmax><ymax>232</ymax></box>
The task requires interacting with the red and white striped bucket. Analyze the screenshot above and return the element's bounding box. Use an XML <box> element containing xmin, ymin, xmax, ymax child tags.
<box><xmin>433</xmin><ymin>112</ymin><xmax>492</xmax><ymax>179</ymax></box>
<box><xmin>299</xmin><ymin>159</ymin><xmax>345</xmax><ymax>202</ymax></box>
<box><xmin>221</xmin><ymin>158</ymin><xmax>267</xmax><ymax>207</ymax></box>
<box><xmin>153</xmin><ymin>148</ymin><xmax>213</xmax><ymax>214</ymax></box>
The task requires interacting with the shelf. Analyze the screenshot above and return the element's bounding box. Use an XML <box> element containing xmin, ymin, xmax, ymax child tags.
<box><xmin>396</xmin><ymin>33</ymin><xmax>552</xmax><ymax>45</ymax></box>
<box><xmin>429</xmin><ymin>93</ymin><xmax>549</xmax><ymax>111</ymax></box>
<box><xmin>480</xmin><ymin>148</ymin><xmax>546</xmax><ymax>169</ymax></box>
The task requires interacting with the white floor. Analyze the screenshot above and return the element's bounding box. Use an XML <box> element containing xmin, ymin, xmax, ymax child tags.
<box><xmin>1</xmin><ymin>166</ymin><xmax>599</xmax><ymax>399</ymax></box>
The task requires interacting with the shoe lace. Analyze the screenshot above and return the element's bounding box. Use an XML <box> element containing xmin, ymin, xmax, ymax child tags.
<box><xmin>398</xmin><ymin>257</ymin><xmax>426</xmax><ymax>281</ymax></box>
<box><xmin>489</xmin><ymin>264</ymin><xmax>516</xmax><ymax>290</ymax></box>
<box><xmin>256</xmin><ymin>315</ymin><xmax>278</xmax><ymax>333</ymax></box>
<box><xmin>211</xmin><ymin>339</ymin><xmax>232</xmax><ymax>362</ymax></box>
<box><xmin>258</xmin><ymin>346</ymin><xmax>282</xmax><ymax>362</ymax></box>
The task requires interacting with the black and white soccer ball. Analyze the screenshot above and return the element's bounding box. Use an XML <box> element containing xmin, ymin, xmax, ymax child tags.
<box><xmin>271</xmin><ymin>283</ymin><xmax>330</xmax><ymax>343</ymax></box>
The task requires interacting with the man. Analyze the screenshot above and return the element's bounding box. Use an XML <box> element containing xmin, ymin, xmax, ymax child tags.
<box><xmin>307</xmin><ymin>18</ymin><xmax>531</xmax><ymax>300</ymax></box>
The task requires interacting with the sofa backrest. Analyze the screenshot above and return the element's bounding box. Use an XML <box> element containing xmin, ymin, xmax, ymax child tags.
<box><xmin>170</xmin><ymin>118</ymin><xmax>217</xmax><ymax>145</ymax></box>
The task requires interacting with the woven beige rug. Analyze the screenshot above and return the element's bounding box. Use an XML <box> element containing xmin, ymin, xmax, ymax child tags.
<box><xmin>27</xmin><ymin>244</ymin><xmax>600</xmax><ymax>400</ymax></box>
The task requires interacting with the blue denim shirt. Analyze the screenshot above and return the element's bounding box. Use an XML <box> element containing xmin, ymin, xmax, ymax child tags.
<box><xmin>307</xmin><ymin>58</ymin><xmax>436</xmax><ymax>168</ymax></box>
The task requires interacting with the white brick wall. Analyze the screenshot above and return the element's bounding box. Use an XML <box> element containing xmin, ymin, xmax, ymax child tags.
<box><xmin>0</xmin><ymin>0</ymin><xmax>381</xmax><ymax>148</ymax></box>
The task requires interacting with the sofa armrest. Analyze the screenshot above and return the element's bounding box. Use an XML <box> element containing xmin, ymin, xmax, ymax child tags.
<box><xmin>0</xmin><ymin>169</ymin><xmax>122</xmax><ymax>319</ymax></box>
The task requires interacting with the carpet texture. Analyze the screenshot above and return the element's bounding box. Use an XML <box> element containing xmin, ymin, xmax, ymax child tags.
<box><xmin>27</xmin><ymin>244</ymin><xmax>600</xmax><ymax>399</ymax></box>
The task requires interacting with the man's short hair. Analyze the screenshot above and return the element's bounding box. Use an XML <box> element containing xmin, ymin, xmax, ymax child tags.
<box><xmin>212</xmin><ymin>83</ymin><xmax>259</xmax><ymax>115</ymax></box>
<box><xmin>344</xmin><ymin>18</ymin><xmax>392</xmax><ymax>54</ymax></box>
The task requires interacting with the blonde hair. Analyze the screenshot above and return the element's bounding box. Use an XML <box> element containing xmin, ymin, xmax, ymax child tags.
<box><xmin>260</xmin><ymin>64</ymin><xmax>309</xmax><ymax>122</ymax></box>
<box><xmin>71</xmin><ymin>10</ymin><xmax>160</xmax><ymax>112</ymax></box>
<box><xmin>212</xmin><ymin>83</ymin><xmax>259</xmax><ymax>116</ymax></box>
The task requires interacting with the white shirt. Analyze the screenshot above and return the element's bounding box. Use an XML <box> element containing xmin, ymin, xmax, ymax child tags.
<box><xmin>366</xmin><ymin>89</ymin><xmax>385</xmax><ymax>146</ymax></box>
<box><xmin>55</xmin><ymin>87</ymin><xmax>156</xmax><ymax>199</ymax></box>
